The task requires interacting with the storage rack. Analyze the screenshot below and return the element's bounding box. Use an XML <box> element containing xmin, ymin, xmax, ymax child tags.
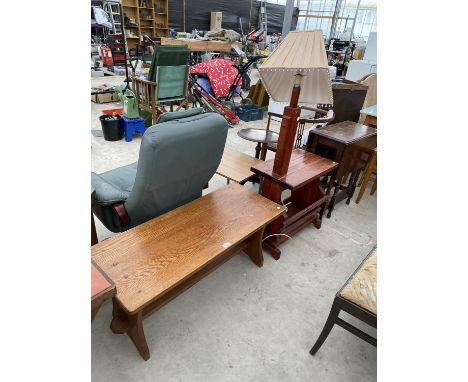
<box><xmin>121</xmin><ymin>0</ymin><xmax>169</xmax><ymax>53</ymax></box>
<box><xmin>107</xmin><ymin>34</ymin><xmax>127</xmax><ymax>66</ymax></box>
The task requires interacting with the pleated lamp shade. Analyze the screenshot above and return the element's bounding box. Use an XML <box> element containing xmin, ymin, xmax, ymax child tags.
<box><xmin>258</xmin><ymin>30</ymin><xmax>333</xmax><ymax>105</ymax></box>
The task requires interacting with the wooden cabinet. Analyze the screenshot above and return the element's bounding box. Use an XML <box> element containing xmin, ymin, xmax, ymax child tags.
<box><xmin>122</xmin><ymin>0</ymin><xmax>168</xmax><ymax>52</ymax></box>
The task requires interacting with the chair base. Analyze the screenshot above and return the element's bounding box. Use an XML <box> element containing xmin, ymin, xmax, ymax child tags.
<box><xmin>309</xmin><ymin>294</ymin><xmax>377</xmax><ymax>355</ymax></box>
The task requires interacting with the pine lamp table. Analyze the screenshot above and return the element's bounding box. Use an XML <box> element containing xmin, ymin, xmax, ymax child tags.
<box><xmin>92</xmin><ymin>183</ymin><xmax>285</xmax><ymax>360</ymax></box>
<box><xmin>250</xmin><ymin>149</ymin><xmax>338</xmax><ymax>259</ymax></box>
<box><xmin>306</xmin><ymin>121</ymin><xmax>377</xmax><ymax>218</ymax></box>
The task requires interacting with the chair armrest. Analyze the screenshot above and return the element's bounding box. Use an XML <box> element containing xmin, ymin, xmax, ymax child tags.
<box><xmin>91</xmin><ymin>172</ymin><xmax>130</xmax><ymax>206</ymax></box>
<box><xmin>300</xmin><ymin>105</ymin><xmax>329</xmax><ymax>115</ymax></box>
<box><xmin>132</xmin><ymin>76</ymin><xmax>158</xmax><ymax>86</ymax></box>
<box><xmin>267</xmin><ymin>112</ymin><xmax>283</xmax><ymax>119</ymax></box>
<box><xmin>299</xmin><ymin>110</ymin><xmax>335</xmax><ymax>125</ymax></box>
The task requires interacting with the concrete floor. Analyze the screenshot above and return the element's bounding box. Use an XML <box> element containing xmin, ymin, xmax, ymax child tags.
<box><xmin>91</xmin><ymin>75</ymin><xmax>377</xmax><ymax>381</ymax></box>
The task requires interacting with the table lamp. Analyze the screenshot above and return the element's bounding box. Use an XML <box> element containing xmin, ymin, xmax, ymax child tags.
<box><xmin>258</xmin><ymin>30</ymin><xmax>333</xmax><ymax>176</ymax></box>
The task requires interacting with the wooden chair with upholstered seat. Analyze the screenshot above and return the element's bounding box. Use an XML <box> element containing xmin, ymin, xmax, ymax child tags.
<box><xmin>310</xmin><ymin>247</ymin><xmax>377</xmax><ymax>355</ymax></box>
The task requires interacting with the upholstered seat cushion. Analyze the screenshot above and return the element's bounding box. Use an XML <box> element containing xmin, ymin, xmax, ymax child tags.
<box><xmin>91</xmin><ymin>162</ymin><xmax>138</xmax><ymax>206</ymax></box>
<box><xmin>340</xmin><ymin>249</ymin><xmax>377</xmax><ymax>315</ymax></box>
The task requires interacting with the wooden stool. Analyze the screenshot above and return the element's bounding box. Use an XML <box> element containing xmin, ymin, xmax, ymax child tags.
<box><xmin>356</xmin><ymin>148</ymin><xmax>377</xmax><ymax>204</ymax></box>
<box><xmin>310</xmin><ymin>247</ymin><xmax>377</xmax><ymax>355</ymax></box>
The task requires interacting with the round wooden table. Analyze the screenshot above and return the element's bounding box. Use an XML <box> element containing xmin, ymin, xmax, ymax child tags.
<box><xmin>237</xmin><ymin>128</ymin><xmax>279</xmax><ymax>159</ymax></box>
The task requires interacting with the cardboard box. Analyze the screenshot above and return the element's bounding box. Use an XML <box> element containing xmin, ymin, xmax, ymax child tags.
<box><xmin>91</xmin><ymin>86</ymin><xmax>120</xmax><ymax>103</ymax></box>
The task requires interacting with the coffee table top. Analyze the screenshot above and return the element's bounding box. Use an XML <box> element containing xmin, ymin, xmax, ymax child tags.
<box><xmin>312</xmin><ymin>121</ymin><xmax>377</xmax><ymax>145</ymax></box>
<box><xmin>92</xmin><ymin>183</ymin><xmax>286</xmax><ymax>314</ymax></box>
<box><xmin>238</xmin><ymin>128</ymin><xmax>279</xmax><ymax>144</ymax></box>
<box><xmin>216</xmin><ymin>147</ymin><xmax>263</xmax><ymax>184</ymax></box>
<box><xmin>251</xmin><ymin>149</ymin><xmax>338</xmax><ymax>190</ymax></box>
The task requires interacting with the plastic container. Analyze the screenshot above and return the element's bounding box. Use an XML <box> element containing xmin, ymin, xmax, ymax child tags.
<box><xmin>101</xmin><ymin>108</ymin><xmax>123</xmax><ymax>116</ymax></box>
<box><xmin>122</xmin><ymin>89</ymin><xmax>140</xmax><ymax>119</ymax></box>
<box><xmin>99</xmin><ymin>115</ymin><xmax>123</xmax><ymax>141</ymax></box>
<box><xmin>234</xmin><ymin>104</ymin><xmax>264</xmax><ymax>122</ymax></box>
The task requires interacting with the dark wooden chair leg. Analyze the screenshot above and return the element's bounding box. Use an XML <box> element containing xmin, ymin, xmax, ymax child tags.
<box><xmin>254</xmin><ymin>142</ymin><xmax>262</xmax><ymax>159</ymax></box>
<box><xmin>91</xmin><ymin>212</ymin><xmax>98</xmax><ymax>246</ymax></box>
<box><xmin>91</xmin><ymin>300</ymin><xmax>103</xmax><ymax>322</ymax></box>
<box><xmin>327</xmin><ymin>179</ymin><xmax>341</xmax><ymax>218</ymax></box>
<box><xmin>320</xmin><ymin>170</ymin><xmax>336</xmax><ymax>220</ymax></box>
<box><xmin>310</xmin><ymin>297</ymin><xmax>342</xmax><ymax>355</ymax></box>
<box><xmin>127</xmin><ymin>311</ymin><xmax>150</xmax><ymax>361</ymax></box>
<box><xmin>346</xmin><ymin>168</ymin><xmax>362</xmax><ymax>205</ymax></box>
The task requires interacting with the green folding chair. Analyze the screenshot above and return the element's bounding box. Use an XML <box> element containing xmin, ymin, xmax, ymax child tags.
<box><xmin>132</xmin><ymin>45</ymin><xmax>190</xmax><ymax>124</ymax></box>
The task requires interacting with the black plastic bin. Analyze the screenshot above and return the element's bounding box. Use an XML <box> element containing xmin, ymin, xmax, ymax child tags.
<box><xmin>99</xmin><ymin>115</ymin><xmax>123</xmax><ymax>141</ymax></box>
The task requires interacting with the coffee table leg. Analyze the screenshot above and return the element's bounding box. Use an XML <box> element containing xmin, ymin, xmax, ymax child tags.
<box><xmin>127</xmin><ymin>311</ymin><xmax>150</xmax><ymax>361</ymax></box>
<box><xmin>244</xmin><ymin>228</ymin><xmax>265</xmax><ymax>267</ymax></box>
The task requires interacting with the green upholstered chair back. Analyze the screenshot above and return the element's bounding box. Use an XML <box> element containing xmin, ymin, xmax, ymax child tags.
<box><xmin>123</xmin><ymin>111</ymin><xmax>228</xmax><ymax>228</ymax></box>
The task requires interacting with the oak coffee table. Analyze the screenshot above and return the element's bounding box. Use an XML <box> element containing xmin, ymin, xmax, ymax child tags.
<box><xmin>92</xmin><ymin>183</ymin><xmax>285</xmax><ymax>360</ymax></box>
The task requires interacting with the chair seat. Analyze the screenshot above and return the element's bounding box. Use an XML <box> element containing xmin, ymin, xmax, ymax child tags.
<box><xmin>340</xmin><ymin>249</ymin><xmax>377</xmax><ymax>315</ymax></box>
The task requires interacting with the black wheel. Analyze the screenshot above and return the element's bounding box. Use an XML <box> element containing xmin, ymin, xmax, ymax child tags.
<box><xmin>241</xmin><ymin>98</ymin><xmax>253</xmax><ymax>105</ymax></box>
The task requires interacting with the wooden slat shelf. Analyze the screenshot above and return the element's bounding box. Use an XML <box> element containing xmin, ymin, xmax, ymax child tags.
<box><xmin>122</xmin><ymin>0</ymin><xmax>169</xmax><ymax>50</ymax></box>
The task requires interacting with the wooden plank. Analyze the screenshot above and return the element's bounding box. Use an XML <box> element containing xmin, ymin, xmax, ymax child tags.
<box><xmin>161</xmin><ymin>37</ymin><xmax>232</xmax><ymax>52</ymax></box>
<box><xmin>216</xmin><ymin>147</ymin><xmax>263</xmax><ymax>184</ymax></box>
<box><xmin>92</xmin><ymin>184</ymin><xmax>285</xmax><ymax>314</ymax></box>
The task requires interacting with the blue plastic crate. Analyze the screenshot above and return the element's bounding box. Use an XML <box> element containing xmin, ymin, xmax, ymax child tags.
<box><xmin>234</xmin><ymin>104</ymin><xmax>264</xmax><ymax>122</ymax></box>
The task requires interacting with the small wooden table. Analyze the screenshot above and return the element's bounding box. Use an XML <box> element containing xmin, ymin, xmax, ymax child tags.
<box><xmin>237</xmin><ymin>128</ymin><xmax>280</xmax><ymax>159</ymax></box>
<box><xmin>92</xmin><ymin>183</ymin><xmax>285</xmax><ymax>360</ymax></box>
<box><xmin>216</xmin><ymin>147</ymin><xmax>263</xmax><ymax>184</ymax></box>
<box><xmin>251</xmin><ymin>149</ymin><xmax>338</xmax><ymax>259</ymax></box>
<box><xmin>360</xmin><ymin>105</ymin><xmax>377</xmax><ymax>128</ymax></box>
<box><xmin>91</xmin><ymin>262</ymin><xmax>116</xmax><ymax>322</ymax></box>
<box><xmin>306</xmin><ymin>121</ymin><xmax>377</xmax><ymax>218</ymax></box>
